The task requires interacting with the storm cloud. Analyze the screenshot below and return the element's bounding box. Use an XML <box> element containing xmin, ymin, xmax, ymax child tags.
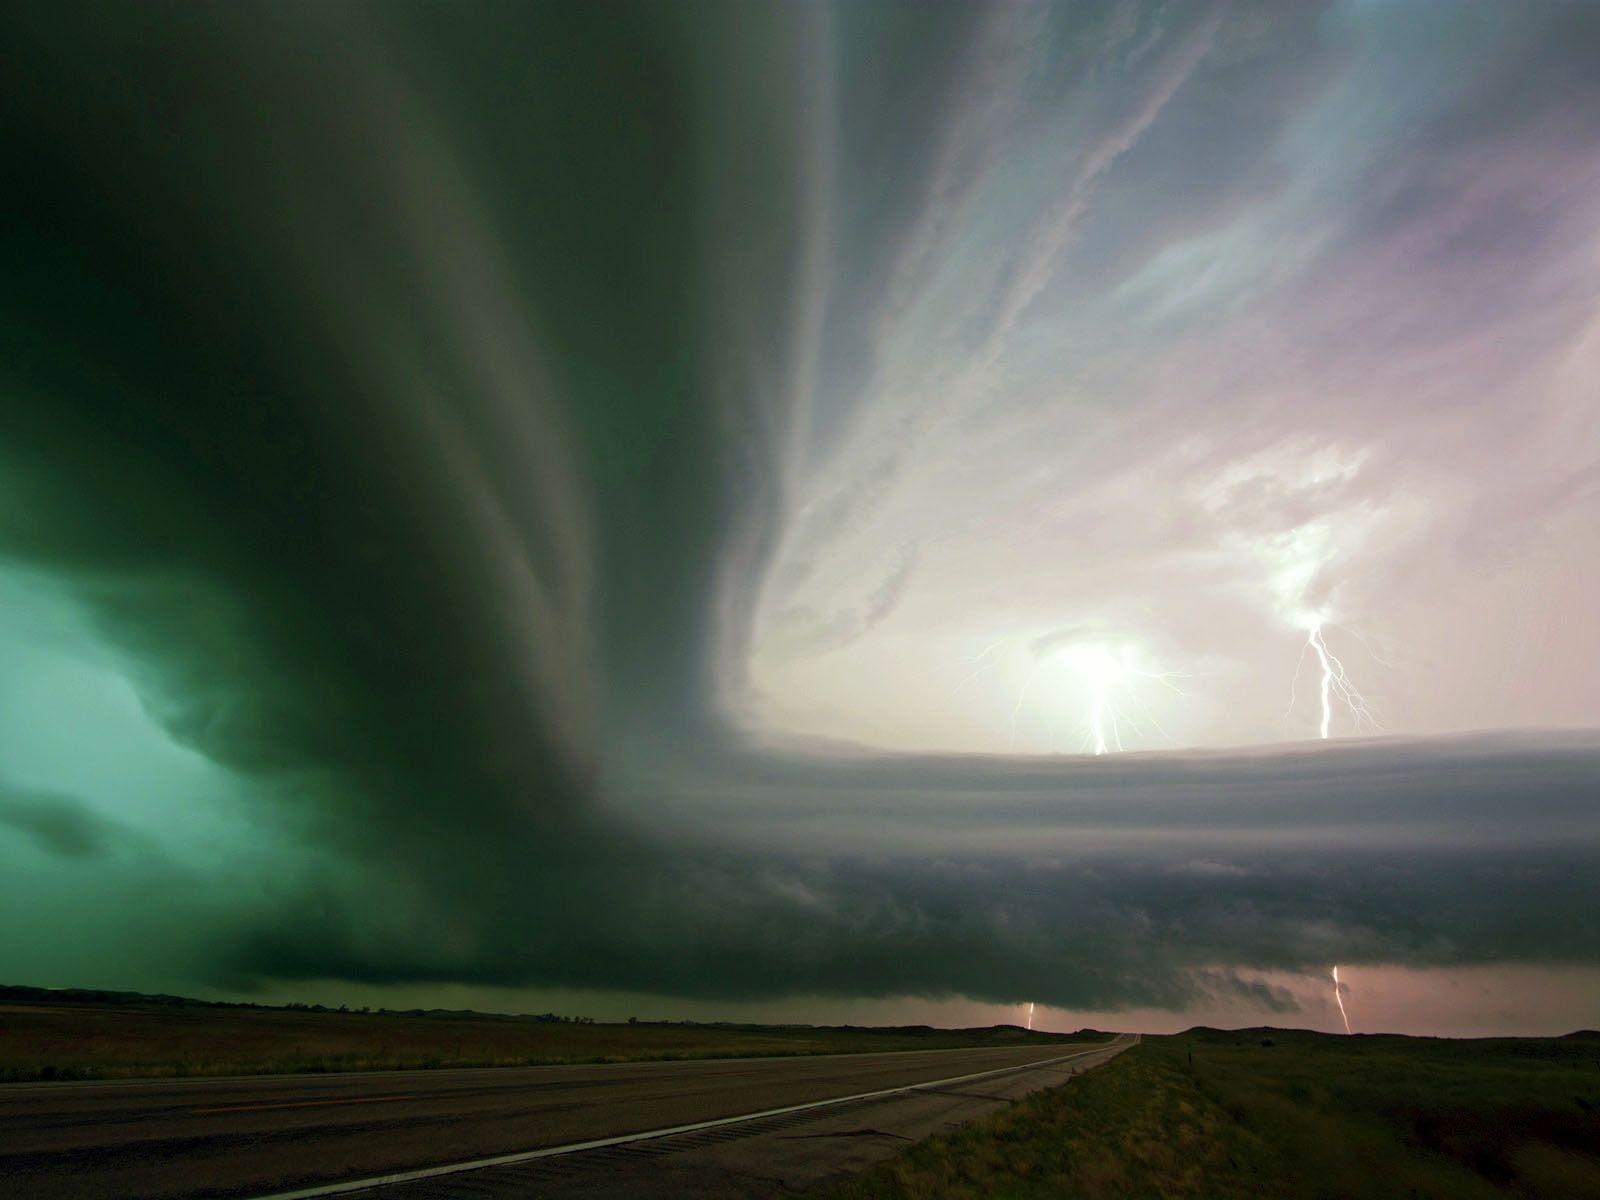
<box><xmin>0</xmin><ymin>783</ymin><xmax>122</xmax><ymax>859</ymax></box>
<box><xmin>1</xmin><ymin>2</ymin><xmax>1596</xmax><ymax>1028</ymax></box>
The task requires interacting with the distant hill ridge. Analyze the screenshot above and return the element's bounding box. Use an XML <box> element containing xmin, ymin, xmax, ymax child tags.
<box><xmin>1181</xmin><ymin>1022</ymin><xmax>1600</xmax><ymax>1043</ymax></box>
<box><xmin>0</xmin><ymin>983</ymin><xmax>1100</xmax><ymax>1038</ymax></box>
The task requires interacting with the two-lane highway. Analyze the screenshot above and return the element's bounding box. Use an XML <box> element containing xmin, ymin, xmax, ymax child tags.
<box><xmin>1</xmin><ymin>1038</ymin><xmax>1131</xmax><ymax>1199</ymax></box>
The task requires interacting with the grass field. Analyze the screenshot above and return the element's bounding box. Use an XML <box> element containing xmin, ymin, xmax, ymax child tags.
<box><xmin>822</xmin><ymin>1027</ymin><xmax>1600</xmax><ymax>1199</ymax></box>
<box><xmin>0</xmin><ymin>988</ymin><xmax>1089</xmax><ymax>1082</ymax></box>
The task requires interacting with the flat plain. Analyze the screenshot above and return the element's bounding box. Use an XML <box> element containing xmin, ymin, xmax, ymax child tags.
<box><xmin>0</xmin><ymin>986</ymin><xmax>1084</xmax><ymax>1082</ymax></box>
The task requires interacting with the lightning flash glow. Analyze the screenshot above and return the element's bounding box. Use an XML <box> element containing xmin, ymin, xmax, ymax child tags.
<box><xmin>996</xmin><ymin>638</ymin><xmax>1189</xmax><ymax>755</ymax></box>
<box><xmin>1332</xmin><ymin>965</ymin><xmax>1352</xmax><ymax>1035</ymax></box>
<box><xmin>1062</xmin><ymin>643</ymin><xmax>1187</xmax><ymax>755</ymax></box>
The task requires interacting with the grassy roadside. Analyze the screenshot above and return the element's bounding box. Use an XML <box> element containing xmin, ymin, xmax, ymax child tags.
<box><xmin>818</xmin><ymin>1029</ymin><xmax>1600</xmax><ymax>1199</ymax></box>
<box><xmin>0</xmin><ymin>991</ymin><xmax>1092</xmax><ymax>1082</ymax></box>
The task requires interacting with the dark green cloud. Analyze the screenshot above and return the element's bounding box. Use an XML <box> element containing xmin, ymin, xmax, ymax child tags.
<box><xmin>0</xmin><ymin>783</ymin><xmax>118</xmax><ymax>859</ymax></box>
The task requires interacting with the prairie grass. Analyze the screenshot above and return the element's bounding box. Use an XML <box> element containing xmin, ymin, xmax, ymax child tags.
<box><xmin>820</xmin><ymin>1028</ymin><xmax>1600</xmax><ymax>1199</ymax></box>
<box><xmin>0</xmin><ymin>998</ymin><xmax>1085</xmax><ymax>1083</ymax></box>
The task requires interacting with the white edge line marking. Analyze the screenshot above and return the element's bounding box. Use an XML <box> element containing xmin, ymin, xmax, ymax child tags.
<box><xmin>245</xmin><ymin>1037</ymin><xmax>1133</xmax><ymax>1200</ymax></box>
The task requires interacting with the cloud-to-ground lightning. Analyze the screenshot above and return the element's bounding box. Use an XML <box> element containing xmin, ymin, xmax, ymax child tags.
<box><xmin>1332</xmin><ymin>965</ymin><xmax>1352</xmax><ymax>1035</ymax></box>
<box><xmin>1265</xmin><ymin>521</ymin><xmax>1384</xmax><ymax>742</ymax></box>
<box><xmin>1027</xmin><ymin>1001</ymin><xmax>1035</xmax><ymax>1031</ymax></box>
<box><xmin>1291</xmin><ymin>620</ymin><xmax>1379</xmax><ymax>739</ymax></box>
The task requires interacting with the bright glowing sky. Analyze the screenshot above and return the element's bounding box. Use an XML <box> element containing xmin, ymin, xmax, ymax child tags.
<box><xmin>2</xmin><ymin>2</ymin><xmax>1597</xmax><ymax>1036</ymax></box>
<box><xmin>732</xmin><ymin>2</ymin><xmax>1600</xmax><ymax>756</ymax></box>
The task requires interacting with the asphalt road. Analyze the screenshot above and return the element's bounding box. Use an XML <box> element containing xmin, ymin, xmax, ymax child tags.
<box><xmin>0</xmin><ymin>1039</ymin><xmax>1130</xmax><ymax>1199</ymax></box>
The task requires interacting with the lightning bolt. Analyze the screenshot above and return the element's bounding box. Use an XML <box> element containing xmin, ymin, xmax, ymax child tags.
<box><xmin>1331</xmin><ymin>964</ymin><xmax>1352</xmax><ymax>1035</ymax></box>
<box><xmin>1007</xmin><ymin>661</ymin><xmax>1044</xmax><ymax>751</ymax></box>
<box><xmin>1291</xmin><ymin>620</ymin><xmax>1378</xmax><ymax>739</ymax></box>
<box><xmin>1027</xmin><ymin>1001</ymin><xmax>1035</xmax><ymax>1031</ymax></box>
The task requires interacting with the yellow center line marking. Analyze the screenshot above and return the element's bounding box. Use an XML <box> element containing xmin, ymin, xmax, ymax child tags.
<box><xmin>194</xmin><ymin>1094</ymin><xmax>420</xmax><ymax>1114</ymax></box>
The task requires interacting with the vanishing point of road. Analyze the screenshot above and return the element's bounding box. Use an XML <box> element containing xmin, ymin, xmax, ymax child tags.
<box><xmin>3</xmin><ymin>1034</ymin><xmax>1136</xmax><ymax>1199</ymax></box>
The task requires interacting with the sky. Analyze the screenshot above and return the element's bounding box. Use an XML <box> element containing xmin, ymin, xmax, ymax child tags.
<box><xmin>1</xmin><ymin>1</ymin><xmax>1597</xmax><ymax>1037</ymax></box>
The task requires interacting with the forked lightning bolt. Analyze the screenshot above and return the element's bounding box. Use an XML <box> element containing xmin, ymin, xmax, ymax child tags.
<box><xmin>1290</xmin><ymin>620</ymin><xmax>1377</xmax><ymax>739</ymax></box>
